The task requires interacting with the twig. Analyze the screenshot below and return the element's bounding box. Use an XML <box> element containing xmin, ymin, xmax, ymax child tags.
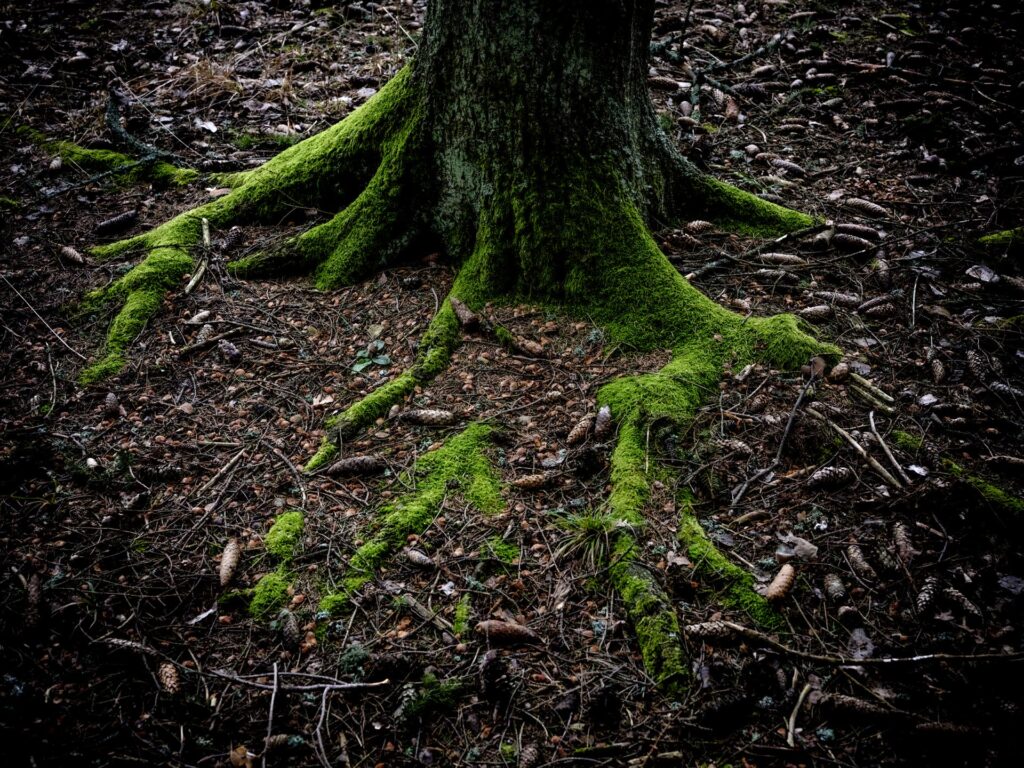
<box><xmin>175</xmin><ymin>326</ymin><xmax>244</xmax><ymax>357</ymax></box>
<box><xmin>731</xmin><ymin>372</ymin><xmax>816</xmax><ymax>508</ymax></box>
<box><xmin>849</xmin><ymin>372</ymin><xmax>895</xmax><ymax>404</ymax></box>
<box><xmin>1</xmin><ymin>274</ymin><xmax>86</xmax><ymax>359</ymax></box>
<box><xmin>869</xmin><ymin>412</ymin><xmax>912</xmax><ymax>485</ymax></box>
<box><xmin>265</xmin><ymin>441</ymin><xmax>307</xmax><ymax>506</ymax></box>
<box><xmin>689</xmin><ymin>620</ymin><xmax>1024</xmax><ymax>666</ymax></box>
<box><xmin>263</xmin><ymin>662</ymin><xmax>278</xmax><ymax>768</ymax></box>
<box><xmin>805</xmin><ymin>406</ymin><xmax>902</xmax><ymax>488</ymax></box>
<box><xmin>209</xmin><ymin>668</ymin><xmax>389</xmax><ymax>692</ymax></box>
<box><xmin>197</xmin><ymin>448</ymin><xmax>246</xmax><ymax>496</ymax></box>
<box><xmin>787</xmin><ymin>682</ymin><xmax>812</xmax><ymax>747</ymax></box>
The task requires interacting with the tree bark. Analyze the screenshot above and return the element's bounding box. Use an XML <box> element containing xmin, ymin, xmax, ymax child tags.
<box><xmin>415</xmin><ymin>0</ymin><xmax>686</xmax><ymax>293</ymax></box>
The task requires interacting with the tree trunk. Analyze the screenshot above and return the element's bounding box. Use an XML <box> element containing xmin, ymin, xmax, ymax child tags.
<box><xmin>416</xmin><ymin>0</ymin><xmax>680</xmax><ymax>293</ymax></box>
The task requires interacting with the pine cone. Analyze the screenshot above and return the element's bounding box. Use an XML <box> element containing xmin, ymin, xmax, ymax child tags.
<box><xmin>833</xmin><ymin>233</ymin><xmax>876</xmax><ymax>253</ymax></box>
<box><xmin>847</xmin><ymin>544</ymin><xmax>878</xmax><ymax>581</ymax></box>
<box><xmin>683</xmin><ymin>621</ymin><xmax>736</xmax><ymax>640</ymax></box>
<box><xmin>808</xmin><ymin>466</ymin><xmax>853</xmax><ymax>489</ymax></box>
<box><xmin>685</xmin><ymin>219</ymin><xmax>715</xmax><ymax>235</ymax></box>
<box><xmin>843</xmin><ymin>197</ymin><xmax>889</xmax><ymax>218</ymax></box>
<box><xmin>220</xmin><ymin>538</ymin><xmax>241</xmax><ymax>587</ymax></box>
<box><xmin>823</xmin><ymin>573</ymin><xmax>846</xmax><ymax>600</ymax></box>
<box><xmin>916</xmin><ymin>575</ymin><xmax>940</xmax><ymax>613</ymax></box>
<box><xmin>892</xmin><ymin>522</ymin><xmax>916</xmax><ymax>564</ymax></box>
<box><xmin>512</xmin><ymin>473</ymin><xmax>552</xmax><ymax>490</ymax></box>
<box><xmin>716</xmin><ymin>438</ymin><xmax>753</xmax><ymax>456</ymax></box>
<box><xmin>158</xmin><ymin>662</ymin><xmax>180</xmax><ymax>694</ymax></box>
<box><xmin>798</xmin><ymin>304</ymin><xmax>833</xmax><ymax>321</ymax></box>
<box><xmin>326</xmin><ymin>455</ymin><xmax>385</xmax><ymax>476</ymax></box>
<box><xmin>966</xmin><ymin>349</ymin><xmax>989</xmax><ymax>381</ymax></box>
<box><xmin>931</xmin><ymin>358</ymin><xmax>946</xmax><ymax>384</ymax></box>
<box><xmin>475</xmin><ymin>620</ymin><xmax>541</xmax><ymax>646</ymax></box>
<box><xmin>593</xmin><ymin>405</ymin><xmax>613</xmax><ymax>439</ymax></box>
<box><xmin>835</xmin><ymin>222</ymin><xmax>882</xmax><ymax>240</ymax></box>
<box><xmin>479</xmin><ymin>650</ymin><xmax>512</xmax><ymax>702</ymax></box>
<box><xmin>218</xmin><ymin>339</ymin><xmax>242</xmax><ymax>364</ymax></box>
<box><xmin>280</xmin><ymin>610</ymin><xmax>301</xmax><ymax>647</ymax></box>
<box><xmin>103</xmin><ymin>392</ymin><xmax>120</xmax><ymax>417</ymax></box>
<box><xmin>403</xmin><ymin>408</ymin><xmax>457</xmax><ymax>426</ymax></box>
<box><xmin>95</xmin><ymin>209</ymin><xmax>138</xmax><ymax>235</ymax></box>
<box><xmin>766</xmin><ymin>564</ymin><xmax>796</xmax><ymax>601</ymax></box>
<box><xmin>404</xmin><ymin>548</ymin><xmax>435</xmax><ymax>569</ymax></box>
<box><xmin>566</xmin><ymin>414</ymin><xmax>594</xmax><ymax>446</ymax></box>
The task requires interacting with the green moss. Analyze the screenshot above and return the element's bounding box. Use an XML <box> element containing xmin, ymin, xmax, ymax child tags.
<box><xmin>18</xmin><ymin>127</ymin><xmax>197</xmax><ymax>187</ymax></box>
<box><xmin>342</xmin><ymin>423</ymin><xmax>501</xmax><ymax>592</ymax></box>
<box><xmin>318</xmin><ymin>592</ymin><xmax>349</xmax><ymax>616</ymax></box>
<box><xmin>250</xmin><ymin>567</ymin><xmax>292</xmax><ymax>618</ymax></box>
<box><xmin>266</xmin><ymin>510</ymin><xmax>304</xmax><ymax>560</ymax></box>
<box><xmin>609</xmin><ymin>533</ymin><xmax>686</xmax><ymax>693</ymax></box>
<box><xmin>494</xmin><ymin>325</ymin><xmax>515</xmax><ymax>348</ymax></box>
<box><xmin>0</xmin><ymin>196</ymin><xmax>20</xmax><ymax>210</ymax></box>
<box><xmin>891</xmin><ymin>430</ymin><xmax>923</xmax><ymax>452</ymax></box>
<box><xmin>403</xmin><ymin>672</ymin><xmax>463</xmax><ymax>720</ymax></box>
<box><xmin>892</xmin><ymin>431</ymin><xmax>1022</xmax><ymax>515</ymax></box>
<box><xmin>452</xmin><ymin>593</ymin><xmax>472</xmax><ymax>637</ymax></box>
<box><xmin>943</xmin><ymin>459</ymin><xmax>1024</xmax><ymax>515</ymax></box>
<box><xmin>485</xmin><ymin>535</ymin><xmax>519</xmax><ymax>564</ymax></box>
<box><xmin>698</xmin><ymin>176</ymin><xmax>815</xmax><ymax>236</ymax></box>
<box><xmin>596</xmin><ymin>417</ymin><xmax>687</xmax><ymax>692</ymax></box>
<box><xmin>979</xmin><ymin>227</ymin><xmax>1023</xmax><ymax>253</ymax></box>
<box><xmin>77</xmin><ymin>66</ymin><xmax>417</xmax><ymax>384</ymax></box>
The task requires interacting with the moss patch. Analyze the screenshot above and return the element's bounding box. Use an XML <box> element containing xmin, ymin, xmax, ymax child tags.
<box><xmin>250</xmin><ymin>567</ymin><xmax>292</xmax><ymax>618</ymax></box>
<box><xmin>317</xmin><ymin>591</ymin><xmax>349</xmax><ymax>617</ymax></box>
<box><xmin>266</xmin><ymin>510</ymin><xmax>305</xmax><ymax>559</ymax></box>
<box><xmin>892</xmin><ymin>431</ymin><xmax>1022</xmax><ymax>516</ymax></box>
<box><xmin>452</xmin><ymin>593</ymin><xmax>472</xmax><ymax>637</ymax></box>
<box><xmin>342</xmin><ymin>422</ymin><xmax>501</xmax><ymax>593</ymax></box>
<box><xmin>18</xmin><ymin>126</ymin><xmax>197</xmax><ymax>187</ymax></box>
<box><xmin>485</xmin><ymin>535</ymin><xmax>519</xmax><ymax>564</ymax></box>
<box><xmin>979</xmin><ymin>227</ymin><xmax>1023</xmax><ymax>252</ymax></box>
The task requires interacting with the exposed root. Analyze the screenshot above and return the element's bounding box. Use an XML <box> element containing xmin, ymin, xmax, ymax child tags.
<box><xmin>677</xmin><ymin>493</ymin><xmax>781</xmax><ymax>628</ymax></box>
<box><xmin>605</xmin><ymin>419</ymin><xmax>687</xmax><ymax>692</ymax></box>
<box><xmin>318</xmin><ymin>422</ymin><xmax>502</xmax><ymax>615</ymax></box>
<box><xmin>306</xmin><ymin>294</ymin><xmax>462</xmax><ymax>471</ymax></box>
<box><xmin>78</xmin><ymin>66</ymin><xmax>417</xmax><ymax>383</ymax></box>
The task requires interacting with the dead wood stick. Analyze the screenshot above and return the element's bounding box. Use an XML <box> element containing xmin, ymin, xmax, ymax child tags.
<box><xmin>869</xmin><ymin>411</ymin><xmax>912</xmax><ymax>485</ymax></box>
<box><xmin>210</xmin><ymin>668</ymin><xmax>389</xmax><ymax>692</ymax></box>
<box><xmin>805</xmin><ymin>406</ymin><xmax>902</xmax><ymax>488</ymax></box>
<box><xmin>686</xmin><ymin>620</ymin><xmax>1024</xmax><ymax>666</ymax></box>
<box><xmin>176</xmin><ymin>326</ymin><xmax>243</xmax><ymax>356</ymax></box>
<box><xmin>197</xmin><ymin>448</ymin><xmax>246</xmax><ymax>496</ymax></box>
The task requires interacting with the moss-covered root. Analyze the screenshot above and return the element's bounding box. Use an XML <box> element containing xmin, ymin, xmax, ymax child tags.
<box><xmin>677</xmin><ymin>494</ymin><xmax>781</xmax><ymax>628</ymax></box>
<box><xmin>604</xmin><ymin>421</ymin><xmax>687</xmax><ymax>693</ymax></box>
<box><xmin>229</xmin><ymin>102</ymin><xmax>422</xmax><ymax>288</ymax></box>
<box><xmin>319</xmin><ymin>423</ymin><xmax>501</xmax><ymax>612</ymax></box>
<box><xmin>306</xmin><ymin>288</ymin><xmax>464</xmax><ymax>471</ymax></box>
<box><xmin>979</xmin><ymin>226</ymin><xmax>1023</xmax><ymax>254</ymax></box>
<box><xmin>80</xmin><ymin>67</ymin><xmax>418</xmax><ymax>384</ymax></box>
<box><xmin>18</xmin><ymin>126</ymin><xmax>197</xmax><ymax>187</ymax></box>
<box><xmin>890</xmin><ymin>431</ymin><xmax>1024</xmax><ymax>517</ymax></box>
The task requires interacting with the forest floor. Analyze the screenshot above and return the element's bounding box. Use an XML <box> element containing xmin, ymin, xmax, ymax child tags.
<box><xmin>2</xmin><ymin>1</ymin><xmax>1023</xmax><ymax>766</ymax></box>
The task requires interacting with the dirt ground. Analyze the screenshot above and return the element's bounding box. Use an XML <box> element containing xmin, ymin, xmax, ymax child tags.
<box><xmin>2</xmin><ymin>1</ymin><xmax>1023</xmax><ymax>766</ymax></box>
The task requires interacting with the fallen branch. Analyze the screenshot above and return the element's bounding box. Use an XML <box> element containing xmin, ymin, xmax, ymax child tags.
<box><xmin>684</xmin><ymin>620</ymin><xmax>1024</xmax><ymax>666</ymax></box>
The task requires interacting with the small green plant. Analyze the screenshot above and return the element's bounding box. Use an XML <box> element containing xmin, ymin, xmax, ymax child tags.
<box><xmin>556</xmin><ymin>511</ymin><xmax>631</xmax><ymax>570</ymax></box>
<box><xmin>351</xmin><ymin>339</ymin><xmax>391</xmax><ymax>373</ymax></box>
<box><xmin>452</xmin><ymin>593</ymin><xmax>472</xmax><ymax>636</ymax></box>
